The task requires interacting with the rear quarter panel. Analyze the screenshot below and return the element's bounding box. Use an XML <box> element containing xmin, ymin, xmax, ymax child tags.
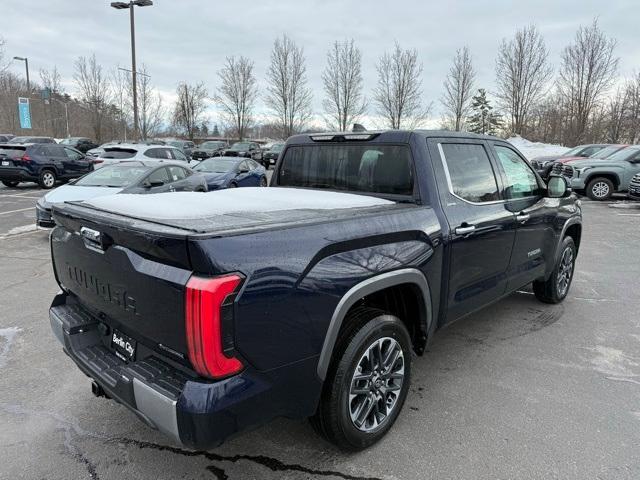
<box><xmin>187</xmin><ymin>205</ymin><xmax>443</xmax><ymax>373</ymax></box>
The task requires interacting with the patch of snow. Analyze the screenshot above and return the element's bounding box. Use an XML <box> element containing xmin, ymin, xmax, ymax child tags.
<box><xmin>0</xmin><ymin>327</ymin><xmax>21</xmax><ymax>369</ymax></box>
<box><xmin>83</xmin><ymin>187</ymin><xmax>394</xmax><ymax>220</ymax></box>
<box><xmin>507</xmin><ymin>135</ymin><xmax>569</xmax><ymax>160</ymax></box>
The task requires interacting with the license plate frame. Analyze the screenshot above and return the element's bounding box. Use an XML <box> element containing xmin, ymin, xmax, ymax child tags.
<box><xmin>111</xmin><ymin>329</ymin><xmax>137</xmax><ymax>362</ymax></box>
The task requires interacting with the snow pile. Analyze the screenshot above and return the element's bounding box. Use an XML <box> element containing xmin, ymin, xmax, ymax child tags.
<box><xmin>507</xmin><ymin>135</ymin><xmax>568</xmax><ymax>160</ymax></box>
<box><xmin>83</xmin><ymin>187</ymin><xmax>393</xmax><ymax>220</ymax></box>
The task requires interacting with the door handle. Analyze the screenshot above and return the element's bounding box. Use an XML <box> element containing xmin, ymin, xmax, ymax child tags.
<box><xmin>516</xmin><ymin>213</ymin><xmax>530</xmax><ymax>223</ymax></box>
<box><xmin>455</xmin><ymin>225</ymin><xmax>476</xmax><ymax>235</ymax></box>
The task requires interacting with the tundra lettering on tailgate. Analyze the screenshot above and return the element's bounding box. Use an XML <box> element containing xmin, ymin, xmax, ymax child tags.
<box><xmin>67</xmin><ymin>264</ymin><xmax>139</xmax><ymax>316</ymax></box>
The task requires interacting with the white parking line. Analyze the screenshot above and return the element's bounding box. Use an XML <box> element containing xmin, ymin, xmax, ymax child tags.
<box><xmin>0</xmin><ymin>194</ymin><xmax>42</xmax><ymax>200</ymax></box>
<box><xmin>617</xmin><ymin>213</ymin><xmax>640</xmax><ymax>216</ymax></box>
<box><xmin>0</xmin><ymin>207</ymin><xmax>32</xmax><ymax>215</ymax></box>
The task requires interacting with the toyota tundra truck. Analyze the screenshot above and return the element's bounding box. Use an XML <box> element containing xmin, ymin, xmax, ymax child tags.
<box><xmin>48</xmin><ymin>130</ymin><xmax>582</xmax><ymax>451</ymax></box>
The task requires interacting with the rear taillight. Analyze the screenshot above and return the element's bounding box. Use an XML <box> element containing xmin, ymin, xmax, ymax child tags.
<box><xmin>20</xmin><ymin>154</ymin><xmax>31</xmax><ymax>162</ymax></box>
<box><xmin>185</xmin><ymin>274</ymin><xmax>244</xmax><ymax>379</ymax></box>
<box><xmin>92</xmin><ymin>159</ymin><xmax>103</xmax><ymax>164</ymax></box>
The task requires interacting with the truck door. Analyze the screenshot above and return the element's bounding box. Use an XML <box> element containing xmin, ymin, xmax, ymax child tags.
<box><xmin>489</xmin><ymin>142</ymin><xmax>557</xmax><ymax>290</ymax></box>
<box><xmin>427</xmin><ymin>138</ymin><xmax>517</xmax><ymax>323</ymax></box>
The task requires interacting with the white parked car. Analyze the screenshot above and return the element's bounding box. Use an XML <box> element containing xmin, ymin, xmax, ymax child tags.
<box><xmin>93</xmin><ymin>143</ymin><xmax>190</xmax><ymax>169</ymax></box>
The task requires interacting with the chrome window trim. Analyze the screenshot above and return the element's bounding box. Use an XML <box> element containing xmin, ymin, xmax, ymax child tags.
<box><xmin>437</xmin><ymin>142</ymin><xmax>505</xmax><ymax>206</ymax></box>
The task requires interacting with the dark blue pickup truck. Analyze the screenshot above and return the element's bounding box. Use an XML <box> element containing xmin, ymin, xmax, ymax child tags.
<box><xmin>48</xmin><ymin>130</ymin><xmax>582</xmax><ymax>451</ymax></box>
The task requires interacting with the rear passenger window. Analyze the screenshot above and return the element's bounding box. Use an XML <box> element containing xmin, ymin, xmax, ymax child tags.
<box><xmin>494</xmin><ymin>145</ymin><xmax>541</xmax><ymax>199</ymax></box>
<box><xmin>439</xmin><ymin>143</ymin><xmax>499</xmax><ymax>203</ymax></box>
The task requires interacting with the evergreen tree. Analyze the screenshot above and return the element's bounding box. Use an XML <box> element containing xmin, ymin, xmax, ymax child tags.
<box><xmin>467</xmin><ymin>89</ymin><xmax>503</xmax><ymax>135</ymax></box>
<box><xmin>212</xmin><ymin>124</ymin><xmax>221</xmax><ymax>137</ymax></box>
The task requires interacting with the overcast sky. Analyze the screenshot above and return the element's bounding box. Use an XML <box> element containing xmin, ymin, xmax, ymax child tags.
<box><xmin>2</xmin><ymin>0</ymin><xmax>639</xmax><ymax>128</ymax></box>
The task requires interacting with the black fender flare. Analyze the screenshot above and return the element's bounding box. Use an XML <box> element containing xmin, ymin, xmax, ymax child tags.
<box><xmin>584</xmin><ymin>171</ymin><xmax>621</xmax><ymax>190</ymax></box>
<box><xmin>316</xmin><ymin>268</ymin><xmax>432</xmax><ymax>380</ymax></box>
<box><xmin>555</xmin><ymin>217</ymin><xmax>582</xmax><ymax>261</ymax></box>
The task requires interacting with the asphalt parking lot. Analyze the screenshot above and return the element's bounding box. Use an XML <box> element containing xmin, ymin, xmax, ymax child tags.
<box><xmin>0</xmin><ymin>183</ymin><xmax>639</xmax><ymax>480</ymax></box>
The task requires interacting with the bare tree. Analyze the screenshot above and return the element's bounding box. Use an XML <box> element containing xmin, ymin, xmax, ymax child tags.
<box><xmin>73</xmin><ymin>54</ymin><xmax>112</xmax><ymax>142</ymax></box>
<box><xmin>173</xmin><ymin>82</ymin><xmax>208</xmax><ymax>140</ymax></box>
<box><xmin>605</xmin><ymin>88</ymin><xmax>627</xmax><ymax>143</ymax></box>
<box><xmin>373</xmin><ymin>42</ymin><xmax>428</xmax><ymax>129</ymax></box>
<box><xmin>215</xmin><ymin>56</ymin><xmax>258</xmax><ymax>140</ymax></box>
<box><xmin>441</xmin><ymin>47</ymin><xmax>475</xmax><ymax>131</ymax></box>
<box><xmin>265</xmin><ymin>34</ymin><xmax>313</xmax><ymax>138</ymax></box>
<box><xmin>557</xmin><ymin>20</ymin><xmax>619</xmax><ymax>145</ymax></box>
<box><xmin>39</xmin><ymin>66</ymin><xmax>62</xmax><ymax>94</ymax></box>
<box><xmin>625</xmin><ymin>72</ymin><xmax>640</xmax><ymax>143</ymax></box>
<box><xmin>111</xmin><ymin>66</ymin><xmax>131</xmax><ymax>141</ymax></box>
<box><xmin>128</xmin><ymin>65</ymin><xmax>164</xmax><ymax>140</ymax></box>
<box><xmin>495</xmin><ymin>25</ymin><xmax>552</xmax><ymax>135</ymax></box>
<box><xmin>322</xmin><ymin>39</ymin><xmax>367</xmax><ymax>131</ymax></box>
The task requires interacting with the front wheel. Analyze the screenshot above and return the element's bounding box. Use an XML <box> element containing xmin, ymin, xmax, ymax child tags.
<box><xmin>533</xmin><ymin>236</ymin><xmax>576</xmax><ymax>304</ymax></box>
<box><xmin>311</xmin><ymin>308</ymin><xmax>412</xmax><ymax>451</ymax></box>
<box><xmin>259</xmin><ymin>176</ymin><xmax>267</xmax><ymax>187</ymax></box>
<box><xmin>586</xmin><ymin>177</ymin><xmax>614</xmax><ymax>201</ymax></box>
<box><xmin>2</xmin><ymin>180</ymin><xmax>19</xmax><ymax>188</ymax></box>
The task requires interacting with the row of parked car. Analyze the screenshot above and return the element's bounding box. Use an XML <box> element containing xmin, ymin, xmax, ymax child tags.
<box><xmin>531</xmin><ymin>143</ymin><xmax>640</xmax><ymax>201</ymax></box>
<box><xmin>0</xmin><ymin>135</ymin><xmax>285</xmax><ymax>190</ymax></box>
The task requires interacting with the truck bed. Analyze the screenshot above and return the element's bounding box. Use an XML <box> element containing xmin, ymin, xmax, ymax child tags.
<box><xmin>52</xmin><ymin>187</ymin><xmax>405</xmax><ymax>238</ymax></box>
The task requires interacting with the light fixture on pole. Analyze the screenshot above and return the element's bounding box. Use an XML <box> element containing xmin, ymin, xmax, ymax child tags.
<box><xmin>13</xmin><ymin>56</ymin><xmax>30</xmax><ymax>93</ymax></box>
<box><xmin>110</xmin><ymin>0</ymin><xmax>153</xmax><ymax>141</ymax></box>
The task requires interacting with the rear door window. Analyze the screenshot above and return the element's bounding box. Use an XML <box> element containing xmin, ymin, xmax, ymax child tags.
<box><xmin>278</xmin><ymin>144</ymin><xmax>414</xmax><ymax>196</ymax></box>
<box><xmin>439</xmin><ymin>143</ymin><xmax>500</xmax><ymax>203</ymax></box>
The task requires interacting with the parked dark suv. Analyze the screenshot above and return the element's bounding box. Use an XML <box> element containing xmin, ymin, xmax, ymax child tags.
<box><xmin>59</xmin><ymin>137</ymin><xmax>99</xmax><ymax>153</ymax></box>
<box><xmin>0</xmin><ymin>143</ymin><xmax>92</xmax><ymax>188</ymax></box>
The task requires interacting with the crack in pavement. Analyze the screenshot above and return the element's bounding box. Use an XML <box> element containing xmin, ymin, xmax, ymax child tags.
<box><xmin>0</xmin><ymin>404</ymin><xmax>384</xmax><ymax>480</ymax></box>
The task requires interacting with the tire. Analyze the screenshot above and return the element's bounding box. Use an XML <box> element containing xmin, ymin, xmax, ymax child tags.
<box><xmin>533</xmin><ymin>236</ymin><xmax>576</xmax><ymax>304</ymax></box>
<box><xmin>2</xmin><ymin>180</ymin><xmax>19</xmax><ymax>188</ymax></box>
<box><xmin>586</xmin><ymin>177</ymin><xmax>614</xmax><ymax>201</ymax></box>
<box><xmin>259</xmin><ymin>176</ymin><xmax>267</xmax><ymax>187</ymax></box>
<box><xmin>311</xmin><ymin>307</ymin><xmax>412</xmax><ymax>451</ymax></box>
<box><xmin>229</xmin><ymin>182</ymin><xmax>237</xmax><ymax>188</ymax></box>
<box><xmin>38</xmin><ymin>169</ymin><xmax>57</xmax><ymax>189</ymax></box>
<box><xmin>263</xmin><ymin>162</ymin><xmax>270</xmax><ymax>170</ymax></box>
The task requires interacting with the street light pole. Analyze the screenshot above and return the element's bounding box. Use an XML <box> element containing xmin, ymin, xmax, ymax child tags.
<box><xmin>110</xmin><ymin>0</ymin><xmax>153</xmax><ymax>142</ymax></box>
<box><xmin>13</xmin><ymin>56</ymin><xmax>30</xmax><ymax>93</ymax></box>
<box><xmin>129</xmin><ymin>3</ymin><xmax>139</xmax><ymax>141</ymax></box>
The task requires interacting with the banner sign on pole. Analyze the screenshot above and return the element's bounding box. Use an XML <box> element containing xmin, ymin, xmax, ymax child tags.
<box><xmin>18</xmin><ymin>97</ymin><xmax>32</xmax><ymax>129</ymax></box>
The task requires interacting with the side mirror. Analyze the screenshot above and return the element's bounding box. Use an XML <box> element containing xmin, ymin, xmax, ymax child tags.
<box><xmin>144</xmin><ymin>180</ymin><xmax>164</xmax><ymax>188</ymax></box>
<box><xmin>547</xmin><ymin>175</ymin><xmax>571</xmax><ymax>198</ymax></box>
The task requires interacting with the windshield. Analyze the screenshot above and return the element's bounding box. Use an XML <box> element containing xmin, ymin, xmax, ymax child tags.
<box><xmin>278</xmin><ymin>144</ymin><xmax>414</xmax><ymax>196</ymax></box>
<box><xmin>75</xmin><ymin>164</ymin><xmax>150</xmax><ymax>187</ymax></box>
<box><xmin>230</xmin><ymin>142</ymin><xmax>250</xmax><ymax>151</ymax></box>
<box><xmin>591</xmin><ymin>145</ymin><xmax>624</xmax><ymax>158</ymax></box>
<box><xmin>8</xmin><ymin>137</ymin><xmax>29</xmax><ymax>144</ymax></box>
<box><xmin>60</xmin><ymin>138</ymin><xmax>79</xmax><ymax>145</ymax></box>
<box><xmin>270</xmin><ymin>143</ymin><xmax>285</xmax><ymax>152</ymax></box>
<box><xmin>608</xmin><ymin>146</ymin><xmax>640</xmax><ymax>162</ymax></box>
<box><xmin>201</xmin><ymin>141</ymin><xmax>224</xmax><ymax>149</ymax></box>
<box><xmin>563</xmin><ymin>146</ymin><xmax>584</xmax><ymax>157</ymax></box>
<box><xmin>168</xmin><ymin>141</ymin><xmax>183</xmax><ymax>148</ymax></box>
<box><xmin>193</xmin><ymin>158</ymin><xmax>237</xmax><ymax>173</ymax></box>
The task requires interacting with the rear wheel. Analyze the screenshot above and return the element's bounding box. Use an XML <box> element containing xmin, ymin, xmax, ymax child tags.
<box><xmin>533</xmin><ymin>236</ymin><xmax>576</xmax><ymax>304</ymax></box>
<box><xmin>259</xmin><ymin>176</ymin><xmax>267</xmax><ymax>187</ymax></box>
<box><xmin>586</xmin><ymin>177</ymin><xmax>614</xmax><ymax>201</ymax></box>
<box><xmin>311</xmin><ymin>308</ymin><xmax>412</xmax><ymax>451</ymax></box>
<box><xmin>38</xmin><ymin>169</ymin><xmax>57</xmax><ymax>189</ymax></box>
<box><xmin>2</xmin><ymin>180</ymin><xmax>19</xmax><ymax>188</ymax></box>
<box><xmin>229</xmin><ymin>182</ymin><xmax>237</xmax><ymax>188</ymax></box>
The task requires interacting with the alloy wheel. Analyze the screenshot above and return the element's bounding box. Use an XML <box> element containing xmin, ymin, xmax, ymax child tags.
<box><xmin>557</xmin><ymin>246</ymin><xmax>574</xmax><ymax>297</ymax></box>
<box><xmin>348</xmin><ymin>337</ymin><xmax>405</xmax><ymax>432</ymax></box>
<box><xmin>592</xmin><ymin>182</ymin><xmax>610</xmax><ymax>199</ymax></box>
<box><xmin>43</xmin><ymin>172</ymin><xmax>55</xmax><ymax>188</ymax></box>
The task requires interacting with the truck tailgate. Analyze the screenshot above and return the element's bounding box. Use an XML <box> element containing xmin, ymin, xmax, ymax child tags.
<box><xmin>51</xmin><ymin>207</ymin><xmax>192</xmax><ymax>362</ymax></box>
